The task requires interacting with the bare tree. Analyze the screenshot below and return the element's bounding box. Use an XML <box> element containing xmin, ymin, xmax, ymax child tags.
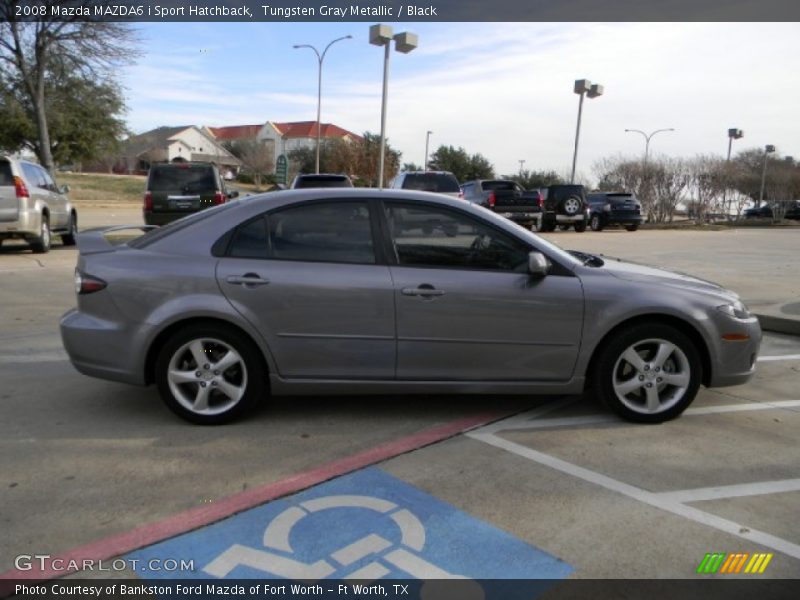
<box><xmin>0</xmin><ymin>1</ymin><xmax>139</xmax><ymax>173</ymax></box>
<box><xmin>649</xmin><ymin>157</ymin><xmax>691</xmax><ymax>223</ymax></box>
<box><xmin>230</xmin><ymin>140</ymin><xmax>274</xmax><ymax>188</ymax></box>
<box><xmin>687</xmin><ymin>155</ymin><xmax>725</xmax><ymax>222</ymax></box>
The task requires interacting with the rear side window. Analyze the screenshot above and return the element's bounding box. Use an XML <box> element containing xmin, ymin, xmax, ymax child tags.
<box><xmin>482</xmin><ymin>181</ymin><xmax>518</xmax><ymax>192</ymax></box>
<box><xmin>293</xmin><ymin>175</ymin><xmax>352</xmax><ymax>188</ymax></box>
<box><xmin>149</xmin><ymin>165</ymin><xmax>216</xmax><ymax>193</ymax></box>
<box><xmin>229</xmin><ymin>217</ymin><xmax>269</xmax><ymax>259</ymax></box>
<box><xmin>0</xmin><ymin>161</ymin><xmax>13</xmax><ymax>186</ymax></box>
<box><xmin>269</xmin><ymin>201</ymin><xmax>375</xmax><ymax>264</ymax></box>
<box><xmin>21</xmin><ymin>163</ymin><xmax>46</xmax><ymax>189</ymax></box>
<box><xmin>401</xmin><ymin>173</ymin><xmax>460</xmax><ymax>193</ymax></box>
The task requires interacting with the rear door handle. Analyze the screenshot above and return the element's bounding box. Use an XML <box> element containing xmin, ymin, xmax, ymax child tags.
<box><xmin>401</xmin><ymin>285</ymin><xmax>445</xmax><ymax>297</ymax></box>
<box><xmin>226</xmin><ymin>274</ymin><xmax>270</xmax><ymax>287</ymax></box>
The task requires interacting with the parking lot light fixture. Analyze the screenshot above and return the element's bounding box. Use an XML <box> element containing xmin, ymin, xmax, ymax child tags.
<box><xmin>293</xmin><ymin>35</ymin><xmax>353</xmax><ymax>174</ymax></box>
<box><xmin>370</xmin><ymin>24</ymin><xmax>418</xmax><ymax>188</ymax></box>
<box><xmin>727</xmin><ymin>128</ymin><xmax>744</xmax><ymax>161</ymax></box>
<box><xmin>571</xmin><ymin>79</ymin><xmax>603</xmax><ymax>184</ymax></box>
<box><xmin>759</xmin><ymin>144</ymin><xmax>776</xmax><ymax>205</ymax></box>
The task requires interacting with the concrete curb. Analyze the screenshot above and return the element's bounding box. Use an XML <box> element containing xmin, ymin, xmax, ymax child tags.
<box><xmin>755</xmin><ymin>314</ymin><xmax>800</xmax><ymax>336</ymax></box>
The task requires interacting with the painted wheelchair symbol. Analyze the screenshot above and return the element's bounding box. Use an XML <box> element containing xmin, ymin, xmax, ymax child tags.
<box><xmin>203</xmin><ymin>494</ymin><xmax>483</xmax><ymax>595</ymax></box>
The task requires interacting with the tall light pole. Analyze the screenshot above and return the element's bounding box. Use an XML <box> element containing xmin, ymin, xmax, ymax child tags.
<box><xmin>424</xmin><ymin>130</ymin><xmax>433</xmax><ymax>170</ymax></box>
<box><xmin>370</xmin><ymin>24</ymin><xmax>418</xmax><ymax>188</ymax></box>
<box><xmin>624</xmin><ymin>128</ymin><xmax>675</xmax><ymax>173</ymax></box>
<box><xmin>723</xmin><ymin>128</ymin><xmax>743</xmax><ymax>213</ymax></box>
<box><xmin>570</xmin><ymin>79</ymin><xmax>603</xmax><ymax>184</ymax></box>
<box><xmin>727</xmin><ymin>128</ymin><xmax>743</xmax><ymax>162</ymax></box>
<box><xmin>518</xmin><ymin>159</ymin><xmax>525</xmax><ymax>175</ymax></box>
<box><xmin>293</xmin><ymin>35</ymin><xmax>352</xmax><ymax>174</ymax></box>
<box><xmin>759</xmin><ymin>144</ymin><xmax>776</xmax><ymax>206</ymax></box>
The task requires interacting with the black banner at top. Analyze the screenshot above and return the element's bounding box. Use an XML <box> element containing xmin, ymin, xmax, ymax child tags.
<box><xmin>3</xmin><ymin>0</ymin><xmax>800</xmax><ymax>22</ymax></box>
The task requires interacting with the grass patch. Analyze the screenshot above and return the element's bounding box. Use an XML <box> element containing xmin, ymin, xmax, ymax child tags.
<box><xmin>58</xmin><ymin>172</ymin><xmax>145</xmax><ymax>207</ymax></box>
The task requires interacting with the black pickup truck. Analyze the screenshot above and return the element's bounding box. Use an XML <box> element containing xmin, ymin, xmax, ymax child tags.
<box><xmin>460</xmin><ymin>179</ymin><xmax>543</xmax><ymax>230</ymax></box>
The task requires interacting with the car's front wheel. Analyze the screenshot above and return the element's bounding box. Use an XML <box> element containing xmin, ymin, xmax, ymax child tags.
<box><xmin>592</xmin><ymin>323</ymin><xmax>702</xmax><ymax>423</ymax></box>
<box><xmin>590</xmin><ymin>214</ymin><xmax>603</xmax><ymax>231</ymax></box>
<box><xmin>155</xmin><ymin>323</ymin><xmax>266</xmax><ymax>424</ymax></box>
<box><xmin>574</xmin><ymin>220</ymin><xmax>587</xmax><ymax>233</ymax></box>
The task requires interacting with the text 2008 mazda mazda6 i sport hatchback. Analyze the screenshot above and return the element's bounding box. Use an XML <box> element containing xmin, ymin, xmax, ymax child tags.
<box><xmin>60</xmin><ymin>189</ymin><xmax>761</xmax><ymax>424</ymax></box>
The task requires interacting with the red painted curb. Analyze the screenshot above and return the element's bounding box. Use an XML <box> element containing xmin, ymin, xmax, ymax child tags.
<box><xmin>0</xmin><ymin>409</ymin><xmax>511</xmax><ymax>583</ymax></box>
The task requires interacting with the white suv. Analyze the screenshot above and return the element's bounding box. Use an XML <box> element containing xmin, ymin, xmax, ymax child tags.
<box><xmin>0</xmin><ymin>156</ymin><xmax>77</xmax><ymax>253</ymax></box>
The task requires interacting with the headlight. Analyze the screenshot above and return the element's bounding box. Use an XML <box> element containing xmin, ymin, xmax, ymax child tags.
<box><xmin>716</xmin><ymin>300</ymin><xmax>752</xmax><ymax>320</ymax></box>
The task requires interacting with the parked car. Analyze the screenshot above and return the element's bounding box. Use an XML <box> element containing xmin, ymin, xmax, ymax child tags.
<box><xmin>0</xmin><ymin>155</ymin><xmax>77</xmax><ymax>253</ymax></box>
<box><xmin>539</xmin><ymin>184</ymin><xmax>589</xmax><ymax>232</ymax></box>
<box><xmin>460</xmin><ymin>179</ymin><xmax>543</xmax><ymax>230</ymax></box>
<box><xmin>290</xmin><ymin>173</ymin><xmax>353</xmax><ymax>189</ymax></box>
<box><xmin>61</xmin><ymin>189</ymin><xmax>760</xmax><ymax>425</ymax></box>
<box><xmin>390</xmin><ymin>171</ymin><xmax>462</xmax><ymax>198</ymax></box>
<box><xmin>143</xmin><ymin>162</ymin><xmax>238</xmax><ymax>226</ymax></box>
<box><xmin>587</xmin><ymin>192</ymin><xmax>643</xmax><ymax>232</ymax></box>
<box><xmin>743</xmin><ymin>204</ymin><xmax>773</xmax><ymax>219</ymax></box>
<box><xmin>785</xmin><ymin>200</ymin><xmax>800</xmax><ymax>220</ymax></box>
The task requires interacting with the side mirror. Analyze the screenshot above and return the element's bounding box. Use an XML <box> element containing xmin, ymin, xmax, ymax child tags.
<box><xmin>528</xmin><ymin>251</ymin><xmax>550</xmax><ymax>277</ymax></box>
<box><xmin>228</xmin><ymin>190</ymin><xmax>239</xmax><ymax>199</ymax></box>
<box><xmin>60</xmin><ymin>185</ymin><xmax>70</xmax><ymax>194</ymax></box>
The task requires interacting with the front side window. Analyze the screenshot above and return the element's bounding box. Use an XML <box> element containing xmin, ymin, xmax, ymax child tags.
<box><xmin>385</xmin><ymin>202</ymin><xmax>529</xmax><ymax>272</ymax></box>
<box><xmin>269</xmin><ymin>201</ymin><xmax>375</xmax><ymax>264</ymax></box>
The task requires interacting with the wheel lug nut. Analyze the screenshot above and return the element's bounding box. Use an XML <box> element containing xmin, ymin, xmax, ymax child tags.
<box><xmin>638</xmin><ymin>375</ymin><xmax>644</xmax><ymax>381</ymax></box>
<box><xmin>195</xmin><ymin>371</ymin><xmax>201</xmax><ymax>377</ymax></box>
<box><xmin>646</xmin><ymin>383</ymin><xmax>653</xmax><ymax>388</ymax></box>
<box><xmin>199</xmin><ymin>382</ymin><xmax>207</xmax><ymax>388</ymax></box>
<box><xmin>211</xmin><ymin>381</ymin><xmax>217</xmax><ymax>387</ymax></box>
<box><xmin>655</xmin><ymin>367</ymin><xmax>660</xmax><ymax>372</ymax></box>
<box><xmin>644</xmin><ymin>365</ymin><xmax>650</xmax><ymax>371</ymax></box>
<box><xmin>657</xmin><ymin>377</ymin><xmax>663</xmax><ymax>383</ymax></box>
<box><xmin>214</xmin><ymin>370</ymin><xmax>220</xmax><ymax>376</ymax></box>
<box><xmin>203</xmin><ymin>364</ymin><xmax>210</xmax><ymax>369</ymax></box>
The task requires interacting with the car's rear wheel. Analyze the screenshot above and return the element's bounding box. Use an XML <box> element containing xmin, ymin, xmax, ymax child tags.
<box><xmin>590</xmin><ymin>214</ymin><xmax>603</xmax><ymax>231</ymax></box>
<box><xmin>61</xmin><ymin>212</ymin><xmax>77</xmax><ymax>246</ymax></box>
<box><xmin>625</xmin><ymin>224</ymin><xmax>639</xmax><ymax>232</ymax></box>
<box><xmin>574</xmin><ymin>220</ymin><xmax>587</xmax><ymax>233</ymax></box>
<box><xmin>155</xmin><ymin>323</ymin><xmax>266</xmax><ymax>424</ymax></box>
<box><xmin>29</xmin><ymin>215</ymin><xmax>51</xmax><ymax>253</ymax></box>
<box><xmin>592</xmin><ymin>323</ymin><xmax>701</xmax><ymax>423</ymax></box>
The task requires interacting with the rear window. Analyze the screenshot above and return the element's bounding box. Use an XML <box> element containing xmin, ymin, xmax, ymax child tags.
<box><xmin>0</xmin><ymin>161</ymin><xmax>12</xmax><ymax>186</ymax></box>
<box><xmin>148</xmin><ymin>164</ymin><xmax>216</xmax><ymax>193</ymax></box>
<box><xmin>548</xmin><ymin>185</ymin><xmax>586</xmax><ymax>201</ymax></box>
<box><xmin>606</xmin><ymin>193</ymin><xmax>636</xmax><ymax>202</ymax></box>
<box><xmin>293</xmin><ymin>175</ymin><xmax>352</xmax><ymax>189</ymax></box>
<box><xmin>482</xmin><ymin>181</ymin><xmax>518</xmax><ymax>192</ymax></box>
<box><xmin>401</xmin><ymin>173</ymin><xmax>460</xmax><ymax>193</ymax></box>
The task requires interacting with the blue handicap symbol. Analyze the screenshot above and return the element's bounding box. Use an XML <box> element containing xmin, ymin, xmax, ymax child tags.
<box><xmin>127</xmin><ymin>467</ymin><xmax>572</xmax><ymax>595</ymax></box>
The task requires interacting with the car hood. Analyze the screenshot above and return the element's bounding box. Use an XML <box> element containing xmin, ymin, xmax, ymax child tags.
<box><xmin>598</xmin><ymin>256</ymin><xmax>739</xmax><ymax>301</ymax></box>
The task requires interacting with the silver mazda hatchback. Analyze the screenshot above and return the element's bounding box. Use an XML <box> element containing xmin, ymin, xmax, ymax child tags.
<box><xmin>60</xmin><ymin>189</ymin><xmax>760</xmax><ymax>424</ymax></box>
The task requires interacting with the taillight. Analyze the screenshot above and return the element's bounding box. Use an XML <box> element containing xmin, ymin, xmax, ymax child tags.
<box><xmin>536</xmin><ymin>192</ymin><xmax>543</xmax><ymax>207</ymax></box>
<box><xmin>488</xmin><ymin>191</ymin><xmax>496</xmax><ymax>208</ymax></box>
<box><xmin>74</xmin><ymin>269</ymin><xmax>107</xmax><ymax>295</ymax></box>
<box><xmin>13</xmin><ymin>176</ymin><xmax>29</xmax><ymax>199</ymax></box>
<box><xmin>213</xmin><ymin>191</ymin><xmax>226</xmax><ymax>205</ymax></box>
<box><xmin>143</xmin><ymin>191</ymin><xmax>153</xmax><ymax>211</ymax></box>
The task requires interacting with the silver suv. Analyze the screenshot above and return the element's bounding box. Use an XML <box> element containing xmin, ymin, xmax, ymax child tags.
<box><xmin>0</xmin><ymin>156</ymin><xmax>77</xmax><ymax>253</ymax></box>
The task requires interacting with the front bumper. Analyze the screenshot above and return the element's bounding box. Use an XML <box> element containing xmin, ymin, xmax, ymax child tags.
<box><xmin>707</xmin><ymin>316</ymin><xmax>762</xmax><ymax>387</ymax></box>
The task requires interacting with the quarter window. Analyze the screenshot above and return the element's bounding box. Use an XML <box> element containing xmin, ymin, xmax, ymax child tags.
<box><xmin>385</xmin><ymin>203</ymin><xmax>530</xmax><ymax>272</ymax></box>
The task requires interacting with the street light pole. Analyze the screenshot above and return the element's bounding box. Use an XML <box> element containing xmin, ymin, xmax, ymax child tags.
<box><xmin>370</xmin><ymin>24</ymin><xmax>418</xmax><ymax>188</ymax></box>
<box><xmin>723</xmin><ymin>128</ymin><xmax>743</xmax><ymax>214</ymax></box>
<box><xmin>519</xmin><ymin>159</ymin><xmax>525</xmax><ymax>175</ymax></box>
<box><xmin>424</xmin><ymin>130</ymin><xmax>433</xmax><ymax>170</ymax></box>
<box><xmin>293</xmin><ymin>35</ymin><xmax>352</xmax><ymax>174</ymax></box>
<box><xmin>624</xmin><ymin>127</ymin><xmax>675</xmax><ymax>177</ymax></box>
<box><xmin>570</xmin><ymin>79</ymin><xmax>603</xmax><ymax>184</ymax></box>
<box><xmin>759</xmin><ymin>144</ymin><xmax>776</xmax><ymax>206</ymax></box>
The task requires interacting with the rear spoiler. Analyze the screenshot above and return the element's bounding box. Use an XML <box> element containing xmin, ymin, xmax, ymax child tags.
<box><xmin>75</xmin><ymin>225</ymin><xmax>158</xmax><ymax>255</ymax></box>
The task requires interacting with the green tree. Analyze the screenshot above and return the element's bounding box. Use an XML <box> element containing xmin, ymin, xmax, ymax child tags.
<box><xmin>428</xmin><ymin>145</ymin><xmax>494</xmax><ymax>181</ymax></box>
<box><xmin>0</xmin><ymin>1</ymin><xmax>139</xmax><ymax>172</ymax></box>
<box><xmin>502</xmin><ymin>169</ymin><xmax>564</xmax><ymax>190</ymax></box>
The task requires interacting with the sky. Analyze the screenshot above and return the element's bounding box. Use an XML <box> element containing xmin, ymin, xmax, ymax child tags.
<box><xmin>120</xmin><ymin>22</ymin><xmax>800</xmax><ymax>180</ymax></box>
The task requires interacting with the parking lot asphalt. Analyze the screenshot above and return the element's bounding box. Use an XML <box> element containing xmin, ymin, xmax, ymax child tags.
<box><xmin>1</xmin><ymin>216</ymin><xmax>799</xmax><ymax>585</ymax></box>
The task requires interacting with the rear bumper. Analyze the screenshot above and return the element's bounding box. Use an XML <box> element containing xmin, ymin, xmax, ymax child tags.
<box><xmin>60</xmin><ymin>308</ymin><xmax>149</xmax><ymax>385</ymax></box>
<box><xmin>600</xmin><ymin>213</ymin><xmax>642</xmax><ymax>226</ymax></box>
<box><xmin>0</xmin><ymin>207</ymin><xmax>41</xmax><ymax>237</ymax></box>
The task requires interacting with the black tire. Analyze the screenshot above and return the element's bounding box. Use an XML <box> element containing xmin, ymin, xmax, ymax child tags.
<box><xmin>574</xmin><ymin>220</ymin><xmax>587</xmax><ymax>233</ymax></box>
<box><xmin>591</xmin><ymin>323</ymin><xmax>702</xmax><ymax>423</ymax></box>
<box><xmin>625</xmin><ymin>224</ymin><xmax>639</xmax><ymax>232</ymax></box>
<box><xmin>540</xmin><ymin>217</ymin><xmax>556</xmax><ymax>232</ymax></box>
<box><xmin>558</xmin><ymin>224</ymin><xmax>570</xmax><ymax>231</ymax></box>
<box><xmin>590</xmin><ymin>214</ymin><xmax>603</xmax><ymax>232</ymax></box>
<box><xmin>61</xmin><ymin>212</ymin><xmax>77</xmax><ymax>246</ymax></box>
<box><xmin>29</xmin><ymin>215</ymin><xmax>51</xmax><ymax>254</ymax></box>
<box><xmin>155</xmin><ymin>323</ymin><xmax>267</xmax><ymax>424</ymax></box>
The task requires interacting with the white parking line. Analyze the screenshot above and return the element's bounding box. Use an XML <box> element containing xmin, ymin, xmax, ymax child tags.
<box><xmin>758</xmin><ymin>354</ymin><xmax>800</xmax><ymax>362</ymax></box>
<box><xmin>657</xmin><ymin>479</ymin><xmax>800</xmax><ymax>503</ymax></box>
<box><xmin>467</xmin><ymin>430</ymin><xmax>800</xmax><ymax>560</ymax></box>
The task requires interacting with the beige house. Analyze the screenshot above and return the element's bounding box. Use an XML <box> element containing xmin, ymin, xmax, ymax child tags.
<box><xmin>120</xmin><ymin>126</ymin><xmax>240</xmax><ymax>174</ymax></box>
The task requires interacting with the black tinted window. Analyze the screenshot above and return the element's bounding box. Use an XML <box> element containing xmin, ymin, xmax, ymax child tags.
<box><xmin>293</xmin><ymin>175</ymin><xmax>352</xmax><ymax>188</ymax></box>
<box><xmin>401</xmin><ymin>173</ymin><xmax>460</xmax><ymax>193</ymax></box>
<box><xmin>385</xmin><ymin>203</ymin><xmax>529</xmax><ymax>271</ymax></box>
<box><xmin>229</xmin><ymin>217</ymin><xmax>269</xmax><ymax>259</ymax></box>
<box><xmin>0</xmin><ymin>161</ymin><xmax>12</xmax><ymax>186</ymax></box>
<box><xmin>149</xmin><ymin>165</ymin><xmax>216</xmax><ymax>193</ymax></box>
<box><xmin>269</xmin><ymin>202</ymin><xmax>375</xmax><ymax>264</ymax></box>
<box><xmin>482</xmin><ymin>181</ymin><xmax>518</xmax><ymax>192</ymax></box>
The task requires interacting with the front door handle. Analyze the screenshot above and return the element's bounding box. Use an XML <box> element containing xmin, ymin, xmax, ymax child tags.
<box><xmin>226</xmin><ymin>273</ymin><xmax>270</xmax><ymax>287</ymax></box>
<box><xmin>401</xmin><ymin>285</ymin><xmax>445</xmax><ymax>298</ymax></box>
